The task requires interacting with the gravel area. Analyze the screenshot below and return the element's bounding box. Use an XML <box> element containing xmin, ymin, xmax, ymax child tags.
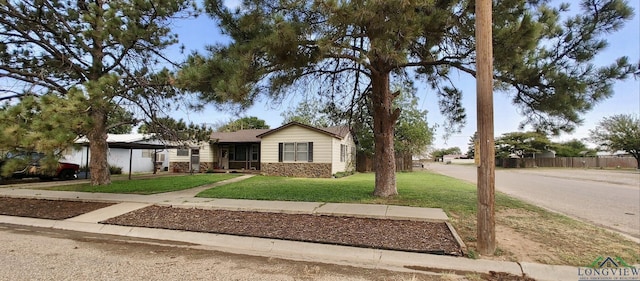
<box><xmin>102</xmin><ymin>205</ymin><xmax>463</xmax><ymax>255</ymax></box>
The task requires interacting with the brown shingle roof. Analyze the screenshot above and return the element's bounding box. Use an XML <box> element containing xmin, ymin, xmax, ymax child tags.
<box><xmin>210</xmin><ymin>129</ymin><xmax>271</xmax><ymax>143</ymax></box>
<box><xmin>321</xmin><ymin>125</ymin><xmax>351</xmax><ymax>138</ymax></box>
<box><xmin>256</xmin><ymin>122</ymin><xmax>350</xmax><ymax>139</ymax></box>
<box><xmin>210</xmin><ymin>123</ymin><xmax>351</xmax><ymax>143</ymax></box>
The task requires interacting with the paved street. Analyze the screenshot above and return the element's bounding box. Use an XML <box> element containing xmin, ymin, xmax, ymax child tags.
<box><xmin>426</xmin><ymin>163</ymin><xmax>640</xmax><ymax>240</ymax></box>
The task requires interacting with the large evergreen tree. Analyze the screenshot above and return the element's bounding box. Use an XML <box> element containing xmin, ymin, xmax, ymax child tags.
<box><xmin>0</xmin><ymin>0</ymin><xmax>198</xmax><ymax>185</ymax></box>
<box><xmin>178</xmin><ymin>0</ymin><xmax>634</xmax><ymax>196</ymax></box>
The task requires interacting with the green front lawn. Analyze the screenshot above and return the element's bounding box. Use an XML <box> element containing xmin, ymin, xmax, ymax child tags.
<box><xmin>197</xmin><ymin>172</ymin><xmax>639</xmax><ymax>266</ymax></box>
<box><xmin>196</xmin><ymin>172</ymin><xmax>528</xmax><ymax>215</ymax></box>
<box><xmin>42</xmin><ymin>173</ymin><xmax>241</xmax><ymax>194</ymax></box>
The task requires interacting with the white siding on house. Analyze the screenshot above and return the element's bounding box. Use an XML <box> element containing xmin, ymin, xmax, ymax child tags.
<box><xmin>169</xmin><ymin>148</ymin><xmax>191</xmax><ymax>162</ymax></box>
<box><xmin>260</xmin><ymin>124</ymin><xmax>357</xmax><ymax>175</ymax></box>
<box><xmin>109</xmin><ymin>148</ymin><xmax>154</xmax><ymax>172</ymax></box>
<box><xmin>331</xmin><ymin>133</ymin><xmax>356</xmax><ymax>174</ymax></box>
<box><xmin>200</xmin><ymin>144</ymin><xmax>216</xmax><ymax>162</ymax></box>
<box><xmin>168</xmin><ymin>142</ymin><xmax>216</xmax><ymax>163</ymax></box>
<box><xmin>261</xmin><ymin>126</ymin><xmax>334</xmax><ymax>163</ymax></box>
<box><xmin>63</xmin><ymin>147</ymin><xmax>170</xmax><ymax>173</ymax></box>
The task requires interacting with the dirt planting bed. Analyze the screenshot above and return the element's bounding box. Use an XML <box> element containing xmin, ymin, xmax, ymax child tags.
<box><xmin>102</xmin><ymin>205</ymin><xmax>464</xmax><ymax>256</ymax></box>
<box><xmin>0</xmin><ymin>197</ymin><xmax>114</xmax><ymax>220</ymax></box>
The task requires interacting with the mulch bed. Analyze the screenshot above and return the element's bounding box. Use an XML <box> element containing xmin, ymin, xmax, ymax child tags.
<box><xmin>0</xmin><ymin>197</ymin><xmax>115</xmax><ymax>220</ymax></box>
<box><xmin>102</xmin><ymin>205</ymin><xmax>464</xmax><ymax>256</ymax></box>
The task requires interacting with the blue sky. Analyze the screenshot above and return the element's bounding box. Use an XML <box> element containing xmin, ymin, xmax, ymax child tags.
<box><xmin>169</xmin><ymin>1</ymin><xmax>640</xmax><ymax>151</ymax></box>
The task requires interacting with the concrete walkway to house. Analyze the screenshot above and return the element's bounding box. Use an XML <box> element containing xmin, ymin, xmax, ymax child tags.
<box><xmin>0</xmin><ymin>175</ymin><xmax>579</xmax><ymax>281</ymax></box>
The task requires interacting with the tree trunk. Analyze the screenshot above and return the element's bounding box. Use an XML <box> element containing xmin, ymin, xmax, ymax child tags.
<box><xmin>87</xmin><ymin>110</ymin><xmax>111</xmax><ymax>185</ymax></box>
<box><xmin>86</xmin><ymin>1</ymin><xmax>109</xmax><ymax>185</ymax></box>
<box><xmin>371</xmin><ymin>70</ymin><xmax>400</xmax><ymax>197</ymax></box>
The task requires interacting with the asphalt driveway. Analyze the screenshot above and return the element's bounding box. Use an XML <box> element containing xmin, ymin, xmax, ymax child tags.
<box><xmin>426</xmin><ymin>163</ymin><xmax>640</xmax><ymax>240</ymax></box>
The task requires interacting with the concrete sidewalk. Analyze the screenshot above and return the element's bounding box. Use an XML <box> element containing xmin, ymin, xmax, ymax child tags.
<box><xmin>0</xmin><ymin>177</ymin><xmax>579</xmax><ymax>281</ymax></box>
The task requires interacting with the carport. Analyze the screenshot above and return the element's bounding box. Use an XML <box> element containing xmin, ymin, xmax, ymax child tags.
<box><xmin>77</xmin><ymin>139</ymin><xmax>175</xmax><ymax>180</ymax></box>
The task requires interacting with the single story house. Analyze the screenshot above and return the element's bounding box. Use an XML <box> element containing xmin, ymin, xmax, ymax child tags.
<box><xmin>65</xmin><ymin>134</ymin><xmax>171</xmax><ymax>173</ymax></box>
<box><xmin>168</xmin><ymin>122</ymin><xmax>356</xmax><ymax>178</ymax></box>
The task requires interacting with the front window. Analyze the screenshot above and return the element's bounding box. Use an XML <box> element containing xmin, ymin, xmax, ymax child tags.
<box><xmin>283</xmin><ymin>143</ymin><xmax>295</xmax><ymax>161</ymax></box>
<box><xmin>280</xmin><ymin>142</ymin><xmax>312</xmax><ymax>162</ymax></box>
<box><xmin>296</xmin><ymin>143</ymin><xmax>308</xmax><ymax>162</ymax></box>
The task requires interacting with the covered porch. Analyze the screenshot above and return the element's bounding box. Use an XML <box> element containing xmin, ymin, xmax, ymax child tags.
<box><xmin>209</xmin><ymin>128</ymin><xmax>269</xmax><ymax>172</ymax></box>
<box><xmin>215</xmin><ymin>143</ymin><xmax>261</xmax><ymax>171</ymax></box>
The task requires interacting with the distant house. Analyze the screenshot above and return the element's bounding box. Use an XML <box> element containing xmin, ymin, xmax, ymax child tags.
<box><xmin>533</xmin><ymin>150</ymin><xmax>556</xmax><ymax>158</ymax></box>
<box><xmin>596</xmin><ymin>150</ymin><xmax>631</xmax><ymax>157</ymax></box>
<box><xmin>506</xmin><ymin>150</ymin><xmax>556</xmax><ymax>159</ymax></box>
<box><xmin>65</xmin><ymin>134</ymin><xmax>170</xmax><ymax>173</ymax></box>
<box><xmin>442</xmin><ymin>154</ymin><xmax>466</xmax><ymax>162</ymax></box>
<box><xmin>168</xmin><ymin>122</ymin><xmax>356</xmax><ymax>178</ymax></box>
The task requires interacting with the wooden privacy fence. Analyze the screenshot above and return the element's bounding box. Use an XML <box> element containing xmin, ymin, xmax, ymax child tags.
<box><xmin>356</xmin><ymin>152</ymin><xmax>413</xmax><ymax>172</ymax></box>
<box><xmin>496</xmin><ymin>157</ymin><xmax>637</xmax><ymax>169</ymax></box>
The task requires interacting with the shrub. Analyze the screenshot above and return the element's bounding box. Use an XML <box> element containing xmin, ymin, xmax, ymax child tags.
<box><xmin>109</xmin><ymin>165</ymin><xmax>123</xmax><ymax>175</ymax></box>
<box><xmin>333</xmin><ymin>171</ymin><xmax>355</xmax><ymax>178</ymax></box>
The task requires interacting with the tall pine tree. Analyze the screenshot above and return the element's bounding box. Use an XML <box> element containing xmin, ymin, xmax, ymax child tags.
<box><xmin>178</xmin><ymin>0</ymin><xmax>634</xmax><ymax>196</ymax></box>
<box><xmin>0</xmin><ymin>0</ymin><xmax>199</xmax><ymax>185</ymax></box>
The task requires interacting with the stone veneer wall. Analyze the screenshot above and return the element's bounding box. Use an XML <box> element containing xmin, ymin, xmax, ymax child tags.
<box><xmin>170</xmin><ymin>162</ymin><xmax>190</xmax><ymax>173</ymax></box>
<box><xmin>262</xmin><ymin>163</ymin><xmax>332</xmax><ymax>178</ymax></box>
<box><xmin>199</xmin><ymin>162</ymin><xmax>214</xmax><ymax>173</ymax></box>
<box><xmin>170</xmin><ymin>162</ymin><xmax>215</xmax><ymax>173</ymax></box>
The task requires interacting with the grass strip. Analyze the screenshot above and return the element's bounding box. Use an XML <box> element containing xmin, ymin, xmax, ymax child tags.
<box><xmin>41</xmin><ymin>173</ymin><xmax>240</xmax><ymax>194</ymax></box>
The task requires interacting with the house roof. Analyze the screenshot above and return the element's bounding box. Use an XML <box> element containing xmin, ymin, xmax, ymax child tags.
<box><xmin>256</xmin><ymin>122</ymin><xmax>350</xmax><ymax>140</ymax></box>
<box><xmin>210</xmin><ymin>129</ymin><xmax>271</xmax><ymax>143</ymax></box>
<box><xmin>75</xmin><ymin>134</ymin><xmax>171</xmax><ymax>150</ymax></box>
<box><xmin>209</xmin><ymin>122</ymin><xmax>351</xmax><ymax>143</ymax></box>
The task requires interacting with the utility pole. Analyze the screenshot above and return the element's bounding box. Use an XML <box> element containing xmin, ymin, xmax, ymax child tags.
<box><xmin>475</xmin><ymin>0</ymin><xmax>496</xmax><ymax>255</ymax></box>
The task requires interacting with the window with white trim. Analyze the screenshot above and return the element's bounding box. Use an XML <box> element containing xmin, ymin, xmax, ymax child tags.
<box><xmin>176</xmin><ymin>149</ymin><xmax>189</xmax><ymax>156</ymax></box>
<box><xmin>279</xmin><ymin>142</ymin><xmax>313</xmax><ymax>162</ymax></box>
<box><xmin>296</xmin><ymin>143</ymin><xmax>308</xmax><ymax>162</ymax></box>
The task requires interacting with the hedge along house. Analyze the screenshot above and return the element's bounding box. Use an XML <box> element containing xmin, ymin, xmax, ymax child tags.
<box><xmin>257</xmin><ymin>122</ymin><xmax>356</xmax><ymax>178</ymax></box>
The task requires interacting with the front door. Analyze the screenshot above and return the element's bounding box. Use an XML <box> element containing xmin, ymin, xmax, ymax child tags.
<box><xmin>220</xmin><ymin>148</ymin><xmax>229</xmax><ymax>169</ymax></box>
<box><xmin>190</xmin><ymin>148</ymin><xmax>200</xmax><ymax>172</ymax></box>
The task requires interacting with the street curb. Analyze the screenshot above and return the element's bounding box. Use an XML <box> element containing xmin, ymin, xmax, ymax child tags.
<box><xmin>445</xmin><ymin>221</ymin><xmax>468</xmax><ymax>256</ymax></box>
